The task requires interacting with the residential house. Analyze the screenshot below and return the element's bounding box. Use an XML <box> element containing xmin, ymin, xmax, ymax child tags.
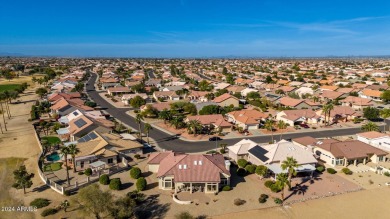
<box><xmin>213</xmin><ymin>93</ymin><xmax>239</xmax><ymax>107</ymax></box>
<box><xmin>357</xmin><ymin>131</ymin><xmax>390</xmax><ymax>152</ymax></box>
<box><xmin>187</xmin><ymin>91</ymin><xmax>210</xmax><ymax>102</ymax></box>
<box><xmin>227</xmin><ymin>139</ymin><xmax>258</xmax><ymax>162</ymax></box>
<box><xmin>316</xmin><ymin>106</ymin><xmax>362</xmax><ymax>123</ymax></box>
<box><xmin>313</xmin><ymin>140</ymin><xmax>387</xmax><ymax>167</ymax></box>
<box><xmin>121</xmin><ymin>93</ymin><xmax>148</xmax><ymax>105</ymax></box>
<box><xmin>276</xmin><ymin>109</ymin><xmax>320</xmax><ymax>126</ymax></box>
<box><xmin>340</xmin><ymin>96</ymin><xmax>373</xmax><ymax>110</ymax></box>
<box><xmin>359</xmin><ymin>89</ymin><xmax>383</xmax><ymax>102</ymax></box>
<box><xmin>277</xmin><ymin>97</ymin><xmax>311</xmax><ymax>109</ymax></box>
<box><xmin>247</xmin><ymin>140</ymin><xmax>317</xmax><ymax>177</ymax></box>
<box><xmin>147</xmin><ymin>151</ymin><xmax>231</xmax><ymax>193</ymax></box>
<box><xmin>153</xmin><ymin>91</ymin><xmax>180</xmax><ymax>101</ymax></box>
<box><xmin>226</xmin><ymin>109</ymin><xmax>268</xmax><ymax>130</ymax></box>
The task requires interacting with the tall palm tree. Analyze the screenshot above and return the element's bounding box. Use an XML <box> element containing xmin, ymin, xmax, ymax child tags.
<box><xmin>277</xmin><ymin>120</ymin><xmax>288</xmax><ymax>140</ymax></box>
<box><xmin>380</xmin><ymin>109</ymin><xmax>390</xmax><ymax>131</ymax></box>
<box><xmin>0</xmin><ymin>92</ymin><xmax>7</xmax><ymax>131</ymax></box>
<box><xmin>276</xmin><ymin>173</ymin><xmax>290</xmax><ymax>202</ymax></box>
<box><xmin>264</xmin><ymin>119</ymin><xmax>274</xmax><ymax>143</ymax></box>
<box><xmin>281</xmin><ymin>157</ymin><xmax>300</xmax><ymax>190</ymax></box>
<box><xmin>144</xmin><ymin>123</ymin><xmax>153</xmax><ymax>144</ymax></box>
<box><xmin>322</xmin><ymin>105</ymin><xmax>329</xmax><ymax>126</ymax></box>
<box><xmin>135</xmin><ymin>113</ymin><xmax>144</xmax><ymax>141</ymax></box>
<box><xmin>59</xmin><ymin>146</ymin><xmax>71</xmax><ymax>186</ymax></box>
<box><xmin>326</xmin><ymin>103</ymin><xmax>334</xmax><ymax>125</ymax></box>
<box><xmin>68</xmin><ymin>144</ymin><xmax>80</xmax><ymax>173</ymax></box>
<box><xmin>361</xmin><ymin>121</ymin><xmax>379</xmax><ymax>132</ymax></box>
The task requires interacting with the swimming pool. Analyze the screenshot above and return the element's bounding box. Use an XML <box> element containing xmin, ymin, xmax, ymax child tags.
<box><xmin>46</xmin><ymin>152</ymin><xmax>61</xmax><ymax>162</ymax></box>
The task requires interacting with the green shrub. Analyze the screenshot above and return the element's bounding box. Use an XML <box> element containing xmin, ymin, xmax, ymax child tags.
<box><xmin>41</xmin><ymin>208</ymin><xmax>58</xmax><ymax>217</ymax></box>
<box><xmin>236</xmin><ymin>168</ymin><xmax>247</xmax><ymax>177</ymax></box>
<box><xmin>84</xmin><ymin>168</ymin><xmax>92</xmax><ymax>176</ymax></box>
<box><xmin>237</xmin><ymin>159</ymin><xmax>248</xmax><ymax>168</ymax></box>
<box><xmin>342</xmin><ymin>168</ymin><xmax>353</xmax><ymax>175</ymax></box>
<box><xmin>130</xmin><ymin>167</ymin><xmax>142</xmax><ymax>179</ymax></box>
<box><xmin>222</xmin><ymin>185</ymin><xmax>231</xmax><ymax>191</ymax></box>
<box><xmin>220</xmin><ymin>149</ymin><xmax>226</xmax><ymax>154</ymax></box>
<box><xmin>127</xmin><ymin>190</ymin><xmax>146</xmax><ymax>204</ymax></box>
<box><xmin>109</xmin><ymin>178</ymin><xmax>122</xmax><ymax>190</ymax></box>
<box><xmin>258</xmin><ymin>194</ymin><xmax>269</xmax><ymax>203</ymax></box>
<box><xmin>270</xmin><ymin>184</ymin><xmax>281</xmax><ymax>193</ymax></box>
<box><xmin>99</xmin><ymin>174</ymin><xmax>110</xmax><ymax>185</ymax></box>
<box><xmin>316</xmin><ymin>166</ymin><xmax>325</xmax><ymax>172</ymax></box>
<box><xmin>233</xmin><ymin>198</ymin><xmax>246</xmax><ymax>206</ymax></box>
<box><xmin>384</xmin><ymin>172</ymin><xmax>390</xmax><ymax>177</ymax></box>
<box><xmin>78</xmin><ymin>172</ymin><xmax>84</xmax><ymax>175</ymax></box>
<box><xmin>245</xmin><ymin>164</ymin><xmax>257</xmax><ymax>174</ymax></box>
<box><xmin>327</xmin><ymin>168</ymin><xmax>337</xmax><ymax>174</ymax></box>
<box><xmin>264</xmin><ymin>180</ymin><xmax>274</xmax><ymax>188</ymax></box>
<box><xmin>136</xmin><ymin>177</ymin><xmax>147</xmax><ymax>191</ymax></box>
<box><xmin>30</xmin><ymin>198</ymin><xmax>50</xmax><ymax>208</ymax></box>
<box><xmin>274</xmin><ymin>198</ymin><xmax>283</xmax><ymax>204</ymax></box>
<box><xmin>134</xmin><ymin>154</ymin><xmax>141</xmax><ymax>159</ymax></box>
<box><xmin>175</xmin><ymin>211</ymin><xmax>194</xmax><ymax>219</ymax></box>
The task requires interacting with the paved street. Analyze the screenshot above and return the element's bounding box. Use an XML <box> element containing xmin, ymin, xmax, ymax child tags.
<box><xmin>86</xmin><ymin>73</ymin><xmax>387</xmax><ymax>153</ymax></box>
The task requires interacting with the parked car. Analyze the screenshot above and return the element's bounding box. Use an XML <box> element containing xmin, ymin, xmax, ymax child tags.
<box><xmin>209</xmin><ymin>136</ymin><xmax>222</xmax><ymax>141</ymax></box>
<box><xmin>299</xmin><ymin>123</ymin><xmax>310</xmax><ymax>129</ymax></box>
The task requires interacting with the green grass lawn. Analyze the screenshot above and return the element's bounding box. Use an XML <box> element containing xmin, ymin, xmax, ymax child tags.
<box><xmin>41</xmin><ymin>136</ymin><xmax>61</xmax><ymax>145</ymax></box>
<box><xmin>0</xmin><ymin>84</ymin><xmax>21</xmax><ymax>92</ymax></box>
<box><xmin>44</xmin><ymin>162</ymin><xmax>63</xmax><ymax>172</ymax></box>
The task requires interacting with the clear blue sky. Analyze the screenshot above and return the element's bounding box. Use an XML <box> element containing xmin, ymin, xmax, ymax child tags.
<box><xmin>1</xmin><ymin>0</ymin><xmax>390</xmax><ymax>57</ymax></box>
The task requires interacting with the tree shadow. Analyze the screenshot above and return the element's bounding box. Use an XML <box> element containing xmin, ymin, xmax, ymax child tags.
<box><xmin>145</xmin><ymin>182</ymin><xmax>158</xmax><ymax>191</ymax></box>
<box><xmin>142</xmin><ymin>171</ymin><xmax>153</xmax><ymax>178</ymax></box>
<box><xmin>229</xmin><ymin>166</ymin><xmax>246</xmax><ymax>188</ymax></box>
<box><xmin>135</xmin><ymin>194</ymin><xmax>170</xmax><ymax>219</ymax></box>
<box><xmin>284</xmin><ymin>184</ymin><xmax>309</xmax><ymax>201</ymax></box>
<box><xmin>32</xmin><ymin>184</ymin><xmax>50</xmax><ymax>193</ymax></box>
<box><xmin>121</xmin><ymin>182</ymin><xmax>134</xmax><ymax>190</ymax></box>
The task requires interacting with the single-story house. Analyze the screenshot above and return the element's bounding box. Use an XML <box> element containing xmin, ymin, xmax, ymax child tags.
<box><xmin>226</xmin><ymin>109</ymin><xmax>268</xmax><ymax>130</ymax></box>
<box><xmin>357</xmin><ymin>131</ymin><xmax>390</xmax><ymax>152</ymax></box>
<box><xmin>227</xmin><ymin>139</ymin><xmax>259</xmax><ymax>162</ymax></box>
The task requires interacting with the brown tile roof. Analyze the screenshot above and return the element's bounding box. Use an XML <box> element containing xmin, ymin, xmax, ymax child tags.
<box><xmin>154</xmin><ymin>152</ymin><xmax>230</xmax><ymax>183</ymax></box>
<box><xmin>213</xmin><ymin>93</ymin><xmax>238</xmax><ymax>103</ymax></box>
<box><xmin>227</xmin><ymin>110</ymin><xmax>268</xmax><ymax>125</ymax></box>
<box><xmin>186</xmin><ymin>114</ymin><xmax>232</xmax><ymax>127</ymax></box>
<box><xmin>107</xmin><ymin>86</ymin><xmax>131</xmax><ymax>93</ymax></box>
<box><xmin>361</xmin><ymin>89</ymin><xmax>382</xmax><ymax>98</ymax></box>
<box><xmin>320</xmin><ymin>85</ymin><xmax>339</xmax><ymax>91</ymax></box>
<box><xmin>318</xmin><ymin>140</ymin><xmax>388</xmax><ymax>159</ymax></box>
<box><xmin>357</xmin><ymin>131</ymin><xmax>389</xmax><ymax>139</ymax></box>
<box><xmin>68</xmin><ymin>115</ymin><xmax>94</xmax><ymax>135</ymax></box>
<box><xmin>226</xmin><ymin>85</ymin><xmax>246</xmax><ymax>93</ymax></box>
<box><xmin>48</xmin><ymin>92</ymin><xmax>81</xmax><ymax>102</ymax></box>
<box><xmin>340</xmin><ymin>96</ymin><xmax>373</xmax><ymax>106</ymax></box>
<box><xmin>292</xmin><ymin>136</ymin><xmax>318</xmax><ymax>146</ymax></box>
<box><xmin>278</xmin><ymin>97</ymin><xmax>304</xmax><ymax>107</ymax></box>
<box><xmin>281</xmin><ymin>109</ymin><xmax>318</xmax><ymax>121</ymax></box>
<box><xmin>321</xmin><ymin>91</ymin><xmax>344</xmax><ymax>99</ymax></box>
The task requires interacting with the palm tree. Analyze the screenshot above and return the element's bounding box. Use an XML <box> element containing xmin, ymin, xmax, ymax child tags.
<box><xmin>0</xmin><ymin>92</ymin><xmax>7</xmax><ymax>131</ymax></box>
<box><xmin>144</xmin><ymin>123</ymin><xmax>153</xmax><ymax>144</ymax></box>
<box><xmin>327</xmin><ymin>103</ymin><xmax>334</xmax><ymax>125</ymax></box>
<box><xmin>264</xmin><ymin>119</ymin><xmax>274</xmax><ymax>143</ymax></box>
<box><xmin>159</xmin><ymin>109</ymin><xmax>171</xmax><ymax>124</ymax></box>
<box><xmin>380</xmin><ymin>109</ymin><xmax>390</xmax><ymax>131</ymax></box>
<box><xmin>60</xmin><ymin>146</ymin><xmax>71</xmax><ymax>186</ymax></box>
<box><xmin>187</xmin><ymin>120</ymin><xmax>202</xmax><ymax>135</ymax></box>
<box><xmin>276</xmin><ymin>173</ymin><xmax>290</xmax><ymax>202</ymax></box>
<box><xmin>281</xmin><ymin>157</ymin><xmax>300</xmax><ymax>190</ymax></box>
<box><xmin>135</xmin><ymin>113</ymin><xmax>144</xmax><ymax>141</ymax></box>
<box><xmin>68</xmin><ymin>144</ymin><xmax>80</xmax><ymax>173</ymax></box>
<box><xmin>361</xmin><ymin>121</ymin><xmax>379</xmax><ymax>132</ymax></box>
<box><xmin>277</xmin><ymin>120</ymin><xmax>288</xmax><ymax>140</ymax></box>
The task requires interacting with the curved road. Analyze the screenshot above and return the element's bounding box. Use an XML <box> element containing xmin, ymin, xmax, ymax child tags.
<box><xmin>86</xmin><ymin>73</ymin><xmax>386</xmax><ymax>153</ymax></box>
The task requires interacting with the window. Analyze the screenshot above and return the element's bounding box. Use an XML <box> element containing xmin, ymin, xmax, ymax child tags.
<box><xmin>164</xmin><ymin>179</ymin><xmax>172</xmax><ymax>188</ymax></box>
<box><xmin>221</xmin><ymin>178</ymin><xmax>228</xmax><ymax>185</ymax></box>
<box><xmin>379</xmin><ymin>156</ymin><xmax>384</xmax><ymax>162</ymax></box>
<box><xmin>80</xmin><ymin>161</ymin><xmax>84</xmax><ymax>168</ymax></box>
<box><xmin>108</xmin><ymin>158</ymin><xmax>113</xmax><ymax>164</ymax></box>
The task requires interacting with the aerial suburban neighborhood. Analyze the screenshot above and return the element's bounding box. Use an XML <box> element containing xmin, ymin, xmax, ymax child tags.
<box><xmin>2</xmin><ymin>57</ymin><xmax>390</xmax><ymax>218</ymax></box>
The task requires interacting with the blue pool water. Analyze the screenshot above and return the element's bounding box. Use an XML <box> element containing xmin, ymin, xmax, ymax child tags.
<box><xmin>46</xmin><ymin>152</ymin><xmax>61</xmax><ymax>162</ymax></box>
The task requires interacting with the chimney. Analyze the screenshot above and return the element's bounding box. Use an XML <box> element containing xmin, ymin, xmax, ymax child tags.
<box><xmin>225</xmin><ymin>160</ymin><xmax>231</xmax><ymax>171</ymax></box>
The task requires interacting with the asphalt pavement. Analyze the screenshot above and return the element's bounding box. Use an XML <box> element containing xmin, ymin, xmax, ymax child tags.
<box><xmin>86</xmin><ymin>73</ymin><xmax>387</xmax><ymax>153</ymax></box>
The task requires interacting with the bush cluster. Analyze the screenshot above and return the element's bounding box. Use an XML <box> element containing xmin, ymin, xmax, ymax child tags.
<box><xmin>99</xmin><ymin>174</ymin><xmax>110</xmax><ymax>185</ymax></box>
<box><xmin>264</xmin><ymin>180</ymin><xmax>274</xmax><ymax>188</ymax></box>
<box><xmin>222</xmin><ymin>185</ymin><xmax>231</xmax><ymax>191</ymax></box>
<box><xmin>134</xmin><ymin>154</ymin><xmax>141</xmax><ymax>159</ymax></box>
<box><xmin>233</xmin><ymin>198</ymin><xmax>246</xmax><ymax>206</ymax></box>
<box><xmin>136</xmin><ymin>177</ymin><xmax>147</xmax><ymax>191</ymax></box>
<box><xmin>342</xmin><ymin>168</ymin><xmax>353</xmax><ymax>175</ymax></box>
<box><xmin>130</xmin><ymin>167</ymin><xmax>142</xmax><ymax>179</ymax></box>
<box><xmin>237</xmin><ymin>159</ymin><xmax>248</xmax><ymax>168</ymax></box>
<box><xmin>30</xmin><ymin>198</ymin><xmax>50</xmax><ymax>209</ymax></box>
<box><xmin>274</xmin><ymin>198</ymin><xmax>283</xmax><ymax>204</ymax></box>
<box><xmin>245</xmin><ymin>164</ymin><xmax>257</xmax><ymax>174</ymax></box>
<box><xmin>384</xmin><ymin>172</ymin><xmax>390</xmax><ymax>177</ymax></box>
<box><xmin>316</xmin><ymin>166</ymin><xmax>325</xmax><ymax>172</ymax></box>
<box><xmin>109</xmin><ymin>178</ymin><xmax>122</xmax><ymax>190</ymax></box>
<box><xmin>258</xmin><ymin>194</ymin><xmax>269</xmax><ymax>203</ymax></box>
<box><xmin>84</xmin><ymin>168</ymin><xmax>92</xmax><ymax>176</ymax></box>
<box><xmin>327</xmin><ymin>168</ymin><xmax>337</xmax><ymax>174</ymax></box>
<box><xmin>41</xmin><ymin>208</ymin><xmax>58</xmax><ymax>217</ymax></box>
